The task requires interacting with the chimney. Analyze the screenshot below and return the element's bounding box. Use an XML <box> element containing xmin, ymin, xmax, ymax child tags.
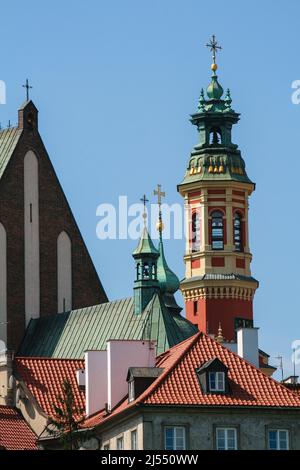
<box><xmin>85</xmin><ymin>350</ymin><xmax>107</xmax><ymax>417</ymax></box>
<box><xmin>84</xmin><ymin>340</ymin><xmax>156</xmax><ymax>417</ymax></box>
<box><xmin>237</xmin><ymin>327</ymin><xmax>259</xmax><ymax>368</ymax></box>
<box><xmin>107</xmin><ymin>340</ymin><xmax>155</xmax><ymax>411</ymax></box>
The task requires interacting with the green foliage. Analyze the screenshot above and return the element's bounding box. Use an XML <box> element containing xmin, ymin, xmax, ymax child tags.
<box><xmin>46</xmin><ymin>379</ymin><xmax>93</xmax><ymax>450</ymax></box>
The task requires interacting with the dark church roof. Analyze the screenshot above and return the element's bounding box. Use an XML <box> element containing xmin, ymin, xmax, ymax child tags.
<box><xmin>18</xmin><ymin>294</ymin><xmax>198</xmax><ymax>358</ymax></box>
<box><xmin>0</xmin><ymin>127</ymin><xmax>22</xmax><ymax>179</ymax></box>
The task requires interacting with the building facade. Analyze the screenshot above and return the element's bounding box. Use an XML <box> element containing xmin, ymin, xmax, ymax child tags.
<box><xmin>0</xmin><ymin>100</ymin><xmax>107</xmax><ymax>350</ymax></box>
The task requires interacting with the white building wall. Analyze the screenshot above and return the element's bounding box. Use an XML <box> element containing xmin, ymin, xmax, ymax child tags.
<box><xmin>24</xmin><ymin>150</ymin><xmax>40</xmax><ymax>324</ymax></box>
<box><xmin>57</xmin><ymin>231</ymin><xmax>72</xmax><ymax>313</ymax></box>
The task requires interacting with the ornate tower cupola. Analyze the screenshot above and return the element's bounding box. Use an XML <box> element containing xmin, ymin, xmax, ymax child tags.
<box><xmin>132</xmin><ymin>196</ymin><xmax>159</xmax><ymax>315</ymax></box>
<box><xmin>178</xmin><ymin>36</ymin><xmax>258</xmax><ymax>341</ymax></box>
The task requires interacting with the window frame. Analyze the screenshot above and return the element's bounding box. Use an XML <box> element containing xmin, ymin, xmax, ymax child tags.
<box><xmin>211</xmin><ymin>210</ymin><xmax>224</xmax><ymax>250</ymax></box>
<box><xmin>191</xmin><ymin>211</ymin><xmax>201</xmax><ymax>253</ymax></box>
<box><xmin>209</xmin><ymin>371</ymin><xmax>225</xmax><ymax>392</ymax></box>
<box><xmin>128</xmin><ymin>380</ymin><xmax>135</xmax><ymax>402</ymax></box>
<box><xmin>116</xmin><ymin>435</ymin><xmax>124</xmax><ymax>450</ymax></box>
<box><xmin>268</xmin><ymin>429</ymin><xmax>289</xmax><ymax>450</ymax></box>
<box><xmin>131</xmin><ymin>429</ymin><xmax>138</xmax><ymax>450</ymax></box>
<box><xmin>216</xmin><ymin>427</ymin><xmax>238</xmax><ymax>450</ymax></box>
<box><xmin>233</xmin><ymin>212</ymin><xmax>243</xmax><ymax>252</ymax></box>
<box><xmin>164</xmin><ymin>426</ymin><xmax>186</xmax><ymax>450</ymax></box>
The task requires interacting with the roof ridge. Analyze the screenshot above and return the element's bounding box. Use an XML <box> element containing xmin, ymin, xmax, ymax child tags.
<box><xmin>16</xmin><ymin>356</ymin><xmax>84</xmax><ymax>363</ymax></box>
<box><xmin>136</xmin><ymin>332</ymin><xmax>201</xmax><ymax>404</ymax></box>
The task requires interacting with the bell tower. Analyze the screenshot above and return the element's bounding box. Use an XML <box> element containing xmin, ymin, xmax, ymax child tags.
<box><xmin>178</xmin><ymin>37</ymin><xmax>258</xmax><ymax>341</ymax></box>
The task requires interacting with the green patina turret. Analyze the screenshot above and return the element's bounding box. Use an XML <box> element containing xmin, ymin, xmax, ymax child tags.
<box><xmin>156</xmin><ymin>234</ymin><xmax>182</xmax><ymax>315</ymax></box>
<box><xmin>132</xmin><ymin>225</ymin><xmax>160</xmax><ymax>315</ymax></box>
<box><xmin>154</xmin><ymin>184</ymin><xmax>182</xmax><ymax>315</ymax></box>
<box><xmin>178</xmin><ymin>40</ymin><xmax>253</xmax><ymax>189</ymax></box>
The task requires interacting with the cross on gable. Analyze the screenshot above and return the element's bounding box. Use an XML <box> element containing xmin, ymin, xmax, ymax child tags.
<box><xmin>22</xmin><ymin>79</ymin><xmax>33</xmax><ymax>101</ymax></box>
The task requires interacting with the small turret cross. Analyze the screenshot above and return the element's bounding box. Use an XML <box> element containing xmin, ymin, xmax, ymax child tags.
<box><xmin>206</xmin><ymin>35</ymin><xmax>222</xmax><ymax>64</ymax></box>
<box><xmin>22</xmin><ymin>78</ymin><xmax>33</xmax><ymax>101</ymax></box>
<box><xmin>140</xmin><ymin>194</ymin><xmax>149</xmax><ymax>225</ymax></box>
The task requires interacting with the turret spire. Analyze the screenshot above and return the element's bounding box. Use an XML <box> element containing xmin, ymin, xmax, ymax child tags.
<box><xmin>206</xmin><ymin>34</ymin><xmax>222</xmax><ymax>75</ymax></box>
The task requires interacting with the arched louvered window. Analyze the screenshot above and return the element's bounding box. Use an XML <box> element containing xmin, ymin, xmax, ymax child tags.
<box><xmin>234</xmin><ymin>213</ymin><xmax>243</xmax><ymax>252</ymax></box>
<box><xmin>191</xmin><ymin>212</ymin><xmax>200</xmax><ymax>252</ymax></box>
<box><xmin>211</xmin><ymin>211</ymin><xmax>224</xmax><ymax>250</ymax></box>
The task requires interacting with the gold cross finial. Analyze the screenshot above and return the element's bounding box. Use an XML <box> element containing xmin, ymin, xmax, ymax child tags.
<box><xmin>153</xmin><ymin>184</ymin><xmax>165</xmax><ymax>207</ymax></box>
<box><xmin>154</xmin><ymin>184</ymin><xmax>165</xmax><ymax>235</ymax></box>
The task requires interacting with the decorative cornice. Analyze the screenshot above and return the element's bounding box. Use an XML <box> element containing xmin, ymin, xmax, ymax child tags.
<box><xmin>181</xmin><ymin>285</ymin><xmax>256</xmax><ymax>302</ymax></box>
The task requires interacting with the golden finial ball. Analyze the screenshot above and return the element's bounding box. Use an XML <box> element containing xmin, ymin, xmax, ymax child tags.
<box><xmin>156</xmin><ymin>221</ymin><xmax>164</xmax><ymax>232</ymax></box>
<box><xmin>211</xmin><ymin>63</ymin><xmax>218</xmax><ymax>71</ymax></box>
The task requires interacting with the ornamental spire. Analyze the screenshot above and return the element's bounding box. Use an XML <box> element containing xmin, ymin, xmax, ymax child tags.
<box><xmin>205</xmin><ymin>34</ymin><xmax>222</xmax><ymax>76</ymax></box>
<box><xmin>140</xmin><ymin>194</ymin><xmax>149</xmax><ymax>227</ymax></box>
<box><xmin>205</xmin><ymin>35</ymin><xmax>224</xmax><ymax>100</ymax></box>
<box><xmin>153</xmin><ymin>184</ymin><xmax>165</xmax><ymax>239</ymax></box>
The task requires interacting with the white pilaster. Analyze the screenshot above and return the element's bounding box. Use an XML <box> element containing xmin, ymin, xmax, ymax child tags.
<box><xmin>57</xmin><ymin>231</ymin><xmax>72</xmax><ymax>313</ymax></box>
<box><xmin>24</xmin><ymin>150</ymin><xmax>40</xmax><ymax>325</ymax></box>
<box><xmin>0</xmin><ymin>223</ymin><xmax>7</xmax><ymax>345</ymax></box>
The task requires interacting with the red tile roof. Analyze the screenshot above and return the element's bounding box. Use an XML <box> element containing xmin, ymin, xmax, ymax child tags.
<box><xmin>84</xmin><ymin>332</ymin><xmax>300</xmax><ymax>428</ymax></box>
<box><xmin>142</xmin><ymin>332</ymin><xmax>300</xmax><ymax>407</ymax></box>
<box><xmin>0</xmin><ymin>406</ymin><xmax>37</xmax><ymax>450</ymax></box>
<box><xmin>15</xmin><ymin>357</ymin><xmax>85</xmax><ymax>420</ymax></box>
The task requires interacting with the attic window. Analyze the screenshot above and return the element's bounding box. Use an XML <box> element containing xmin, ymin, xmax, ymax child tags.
<box><xmin>195</xmin><ymin>357</ymin><xmax>229</xmax><ymax>395</ymax></box>
<box><xmin>127</xmin><ymin>367</ymin><xmax>164</xmax><ymax>402</ymax></box>
<box><xmin>209</xmin><ymin>371</ymin><xmax>225</xmax><ymax>392</ymax></box>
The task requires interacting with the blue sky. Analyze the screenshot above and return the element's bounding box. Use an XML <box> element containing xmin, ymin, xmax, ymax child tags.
<box><xmin>1</xmin><ymin>0</ymin><xmax>299</xmax><ymax>379</ymax></box>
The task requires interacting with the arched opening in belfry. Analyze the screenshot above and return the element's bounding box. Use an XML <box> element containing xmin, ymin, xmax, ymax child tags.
<box><xmin>209</xmin><ymin>127</ymin><xmax>222</xmax><ymax>145</ymax></box>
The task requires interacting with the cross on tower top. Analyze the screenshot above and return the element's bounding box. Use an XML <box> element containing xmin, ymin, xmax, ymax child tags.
<box><xmin>140</xmin><ymin>194</ymin><xmax>149</xmax><ymax>226</ymax></box>
<box><xmin>22</xmin><ymin>78</ymin><xmax>33</xmax><ymax>101</ymax></box>
<box><xmin>154</xmin><ymin>184</ymin><xmax>165</xmax><ymax>236</ymax></box>
<box><xmin>154</xmin><ymin>184</ymin><xmax>165</xmax><ymax>207</ymax></box>
<box><xmin>206</xmin><ymin>35</ymin><xmax>222</xmax><ymax>65</ymax></box>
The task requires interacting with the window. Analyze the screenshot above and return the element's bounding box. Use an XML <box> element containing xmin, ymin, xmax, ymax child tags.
<box><xmin>128</xmin><ymin>380</ymin><xmax>135</xmax><ymax>402</ymax></box>
<box><xmin>268</xmin><ymin>430</ymin><xmax>289</xmax><ymax>450</ymax></box>
<box><xmin>143</xmin><ymin>263</ymin><xmax>150</xmax><ymax>279</ymax></box>
<box><xmin>209</xmin><ymin>371</ymin><xmax>225</xmax><ymax>392</ymax></box>
<box><xmin>234</xmin><ymin>213</ymin><xmax>243</xmax><ymax>252</ymax></box>
<box><xmin>131</xmin><ymin>430</ymin><xmax>138</xmax><ymax>450</ymax></box>
<box><xmin>209</xmin><ymin>128</ymin><xmax>222</xmax><ymax>145</ymax></box>
<box><xmin>216</xmin><ymin>428</ymin><xmax>237</xmax><ymax>450</ymax></box>
<box><xmin>193</xmin><ymin>301</ymin><xmax>198</xmax><ymax>316</ymax></box>
<box><xmin>191</xmin><ymin>212</ymin><xmax>200</xmax><ymax>252</ymax></box>
<box><xmin>165</xmin><ymin>426</ymin><xmax>186</xmax><ymax>450</ymax></box>
<box><xmin>211</xmin><ymin>211</ymin><xmax>224</xmax><ymax>250</ymax></box>
<box><xmin>116</xmin><ymin>436</ymin><xmax>124</xmax><ymax>450</ymax></box>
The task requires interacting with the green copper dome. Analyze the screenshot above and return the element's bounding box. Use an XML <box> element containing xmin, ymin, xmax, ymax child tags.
<box><xmin>206</xmin><ymin>75</ymin><xmax>224</xmax><ymax>100</ymax></box>
<box><xmin>157</xmin><ymin>239</ymin><xmax>180</xmax><ymax>294</ymax></box>
<box><xmin>132</xmin><ymin>226</ymin><xmax>159</xmax><ymax>258</ymax></box>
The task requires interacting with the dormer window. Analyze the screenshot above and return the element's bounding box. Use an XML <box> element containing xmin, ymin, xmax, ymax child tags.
<box><xmin>196</xmin><ymin>357</ymin><xmax>229</xmax><ymax>394</ymax></box>
<box><xmin>127</xmin><ymin>367</ymin><xmax>164</xmax><ymax>402</ymax></box>
<box><xmin>209</xmin><ymin>371</ymin><xmax>225</xmax><ymax>392</ymax></box>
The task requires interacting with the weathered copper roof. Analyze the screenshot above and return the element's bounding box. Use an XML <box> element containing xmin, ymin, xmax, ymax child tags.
<box><xmin>18</xmin><ymin>294</ymin><xmax>198</xmax><ymax>358</ymax></box>
<box><xmin>0</xmin><ymin>127</ymin><xmax>22</xmax><ymax>179</ymax></box>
